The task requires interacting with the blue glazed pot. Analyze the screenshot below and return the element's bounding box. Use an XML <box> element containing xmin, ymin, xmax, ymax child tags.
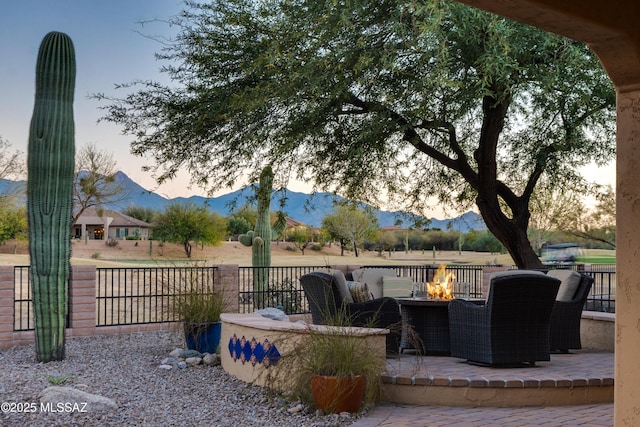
<box><xmin>184</xmin><ymin>322</ymin><xmax>222</xmax><ymax>354</ymax></box>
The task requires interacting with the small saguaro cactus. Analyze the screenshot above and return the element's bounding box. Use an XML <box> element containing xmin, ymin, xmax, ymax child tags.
<box><xmin>239</xmin><ymin>166</ymin><xmax>287</xmax><ymax>309</ymax></box>
<box><xmin>27</xmin><ymin>31</ymin><xmax>76</xmax><ymax>362</ymax></box>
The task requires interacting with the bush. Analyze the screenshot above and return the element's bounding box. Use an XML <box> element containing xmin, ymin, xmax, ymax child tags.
<box><xmin>105</xmin><ymin>238</ymin><xmax>119</xmax><ymax>247</ymax></box>
<box><xmin>310</xmin><ymin>244</ymin><xmax>323</xmax><ymax>251</ymax></box>
<box><xmin>266</xmin><ymin>278</ymin><xmax>304</xmax><ymax>314</ymax></box>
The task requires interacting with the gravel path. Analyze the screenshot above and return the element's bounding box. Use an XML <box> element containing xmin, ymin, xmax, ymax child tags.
<box><xmin>0</xmin><ymin>331</ymin><xmax>362</xmax><ymax>426</ymax></box>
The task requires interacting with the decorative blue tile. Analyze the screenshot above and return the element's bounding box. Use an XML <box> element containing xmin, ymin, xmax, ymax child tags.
<box><xmin>228</xmin><ymin>334</ymin><xmax>281</xmax><ymax>367</ymax></box>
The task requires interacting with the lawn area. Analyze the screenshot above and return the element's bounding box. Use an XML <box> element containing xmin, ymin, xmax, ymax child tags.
<box><xmin>578</xmin><ymin>254</ymin><xmax>616</xmax><ymax>264</ymax></box>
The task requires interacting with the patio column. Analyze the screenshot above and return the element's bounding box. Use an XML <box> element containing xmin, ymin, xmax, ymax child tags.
<box><xmin>615</xmin><ymin>89</ymin><xmax>640</xmax><ymax>424</ymax></box>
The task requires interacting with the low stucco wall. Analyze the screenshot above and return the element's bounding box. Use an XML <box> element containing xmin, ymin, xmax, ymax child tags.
<box><xmin>220</xmin><ymin>313</ymin><xmax>388</xmax><ymax>390</ymax></box>
<box><xmin>581</xmin><ymin>311</ymin><xmax>615</xmax><ymax>352</ymax></box>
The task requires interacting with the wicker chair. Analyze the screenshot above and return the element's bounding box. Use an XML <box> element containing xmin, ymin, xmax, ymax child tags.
<box><xmin>448</xmin><ymin>272</ymin><xmax>561</xmax><ymax>366</ymax></box>
<box><xmin>550</xmin><ymin>272</ymin><xmax>595</xmax><ymax>352</ymax></box>
<box><xmin>300</xmin><ymin>272</ymin><xmax>401</xmax><ymax>355</ymax></box>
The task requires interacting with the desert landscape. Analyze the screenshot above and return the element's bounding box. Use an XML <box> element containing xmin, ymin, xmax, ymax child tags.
<box><xmin>0</xmin><ymin>239</ymin><xmax>515</xmax><ymax>267</ymax></box>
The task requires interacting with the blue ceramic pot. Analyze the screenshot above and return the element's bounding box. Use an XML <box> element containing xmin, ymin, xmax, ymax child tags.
<box><xmin>184</xmin><ymin>322</ymin><xmax>222</xmax><ymax>354</ymax></box>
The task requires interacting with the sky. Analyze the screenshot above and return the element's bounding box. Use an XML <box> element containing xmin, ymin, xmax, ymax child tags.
<box><xmin>0</xmin><ymin>0</ymin><xmax>211</xmax><ymax>200</ymax></box>
<box><xmin>0</xmin><ymin>1</ymin><xmax>616</xmax><ymax>219</ymax></box>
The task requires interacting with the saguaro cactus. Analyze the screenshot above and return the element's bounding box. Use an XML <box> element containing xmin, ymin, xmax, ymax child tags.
<box><xmin>239</xmin><ymin>166</ymin><xmax>286</xmax><ymax>308</ymax></box>
<box><xmin>27</xmin><ymin>32</ymin><xmax>76</xmax><ymax>362</ymax></box>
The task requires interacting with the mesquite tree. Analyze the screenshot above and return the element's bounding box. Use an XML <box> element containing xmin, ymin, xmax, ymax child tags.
<box><xmin>27</xmin><ymin>31</ymin><xmax>76</xmax><ymax>362</ymax></box>
<box><xmin>239</xmin><ymin>166</ymin><xmax>286</xmax><ymax>308</ymax></box>
<box><xmin>96</xmin><ymin>0</ymin><xmax>616</xmax><ymax>268</ymax></box>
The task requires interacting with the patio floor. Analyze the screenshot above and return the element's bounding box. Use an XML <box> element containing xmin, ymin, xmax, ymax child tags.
<box><xmin>380</xmin><ymin>349</ymin><xmax>614</xmax><ymax>407</ymax></box>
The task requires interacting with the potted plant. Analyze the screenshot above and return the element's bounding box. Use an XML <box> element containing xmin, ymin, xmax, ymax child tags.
<box><xmin>280</xmin><ymin>308</ymin><xmax>386</xmax><ymax>414</ymax></box>
<box><xmin>168</xmin><ymin>279</ymin><xmax>227</xmax><ymax>354</ymax></box>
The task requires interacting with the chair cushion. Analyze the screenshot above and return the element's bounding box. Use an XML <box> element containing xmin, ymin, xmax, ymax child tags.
<box><xmin>347</xmin><ymin>281</ymin><xmax>373</xmax><ymax>303</ymax></box>
<box><xmin>330</xmin><ymin>269</ymin><xmax>354</xmax><ymax>304</ymax></box>
<box><xmin>352</xmin><ymin>268</ymin><xmax>397</xmax><ymax>299</ymax></box>
<box><xmin>382</xmin><ymin>276</ymin><xmax>413</xmax><ymax>297</ymax></box>
<box><xmin>546</xmin><ymin>269</ymin><xmax>582</xmax><ymax>301</ymax></box>
<box><xmin>491</xmin><ymin>269</ymin><xmax>546</xmax><ymax>280</ymax></box>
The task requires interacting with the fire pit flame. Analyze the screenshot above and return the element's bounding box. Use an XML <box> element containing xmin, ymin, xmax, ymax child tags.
<box><xmin>427</xmin><ymin>264</ymin><xmax>455</xmax><ymax>300</ymax></box>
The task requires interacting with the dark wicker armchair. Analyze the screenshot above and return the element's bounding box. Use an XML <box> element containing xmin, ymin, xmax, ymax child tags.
<box><xmin>448</xmin><ymin>272</ymin><xmax>561</xmax><ymax>366</ymax></box>
<box><xmin>300</xmin><ymin>271</ymin><xmax>401</xmax><ymax>355</ymax></box>
<box><xmin>549</xmin><ymin>272</ymin><xmax>595</xmax><ymax>352</ymax></box>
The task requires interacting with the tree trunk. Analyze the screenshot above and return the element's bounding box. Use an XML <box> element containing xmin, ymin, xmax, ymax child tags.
<box><xmin>471</xmin><ymin>93</ymin><xmax>543</xmax><ymax>270</ymax></box>
<box><xmin>477</xmin><ymin>198</ymin><xmax>543</xmax><ymax>269</ymax></box>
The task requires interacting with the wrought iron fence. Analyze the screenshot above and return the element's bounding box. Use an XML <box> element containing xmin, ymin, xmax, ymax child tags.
<box><xmin>12</xmin><ymin>266</ymin><xmax>219</xmax><ymax>330</ymax></box>
<box><xmin>96</xmin><ymin>266</ymin><xmax>218</xmax><ymax>326</ymax></box>
<box><xmin>14</xmin><ymin>266</ymin><xmax>31</xmax><ymax>331</ymax></box>
<box><xmin>238</xmin><ymin>266</ymin><xmax>321</xmax><ymax>314</ymax></box>
<box><xmin>12</xmin><ymin>263</ymin><xmax>618</xmax><ymax>332</ymax></box>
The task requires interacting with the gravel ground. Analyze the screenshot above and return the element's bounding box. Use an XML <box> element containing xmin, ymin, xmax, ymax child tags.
<box><xmin>0</xmin><ymin>331</ymin><xmax>362</xmax><ymax>427</ymax></box>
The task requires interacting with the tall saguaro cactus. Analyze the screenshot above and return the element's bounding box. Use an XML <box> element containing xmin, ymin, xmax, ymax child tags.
<box><xmin>27</xmin><ymin>32</ymin><xmax>76</xmax><ymax>362</ymax></box>
<box><xmin>239</xmin><ymin>166</ymin><xmax>286</xmax><ymax>308</ymax></box>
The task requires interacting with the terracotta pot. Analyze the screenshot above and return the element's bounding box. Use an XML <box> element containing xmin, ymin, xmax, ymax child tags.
<box><xmin>310</xmin><ymin>374</ymin><xmax>366</xmax><ymax>413</ymax></box>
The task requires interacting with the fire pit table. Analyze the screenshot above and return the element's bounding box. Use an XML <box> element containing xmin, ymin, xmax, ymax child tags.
<box><xmin>396</xmin><ymin>297</ymin><xmax>485</xmax><ymax>355</ymax></box>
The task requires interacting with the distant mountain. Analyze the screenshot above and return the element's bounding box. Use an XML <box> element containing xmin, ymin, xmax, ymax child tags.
<box><xmin>106</xmin><ymin>172</ymin><xmax>486</xmax><ymax>232</ymax></box>
<box><xmin>4</xmin><ymin>171</ymin><xmax>486</xmax><ymax>232</ymax></box>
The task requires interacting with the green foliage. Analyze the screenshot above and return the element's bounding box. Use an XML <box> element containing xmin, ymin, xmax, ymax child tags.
<box><xmin>47</xmin><ymin>374</ymin><xmax>70</xmax><ymax>385</ymax></box>
<box><xmin>463</xmin><ymin>230</ymin><xmax>506</xmax><ymax>254</ymax></box>
<box><xmin>170</xmin><ymin>288</ymin><xmax>225</xmax><ymax>324</ymax></box>
<box><xmin>372</xmin><ymin>231</ymin><xmax>399</xmax><ymax>255</ymax></box>
<box><xmin>123</xmin><ymin>205</ymin><xmax>157</xmax><ymax>223</ymax></box>
<box><xmin>231</xmin><ymin>205</ymin><xmax>258</xmax><ymax>228</ymax></box>
<box><xmin>286</xmin><ymin>226</ymin><xmax>314</xmax><ymax>254</ymax></box>
<box><xmin>27</xmin><ymin>31</ymin><xmax>76</xmax><ymax>363</ymax></box>
<box><xmin>323</xmin><ymin>204</ymin><xmax>379</xmax><ymax>256</ymax></box>
<box><xmin>153</xmin><ymin>202</ymin><xmax>226</xmax><ymax>257</ymax></box>
<box><xmin>0</xmin><ymin>204</ymin><xmax>27</xmax><ymax>244</ymax></box>
<box><xmin>227</xmin><ymin>215</ymin><xmax>252</xmax><ymax>238</ymax></box>
<box><xmin>96</xmin><ymin>0</ymin><xmax>615</xmax><ymax>268</ymax></box>
<box><xmin>163</xmin><ymin>268</ymin><xmax>230</xmax><ymax>342</ymax></box>
<box><xmin>274</xmin><ymin>307</ymin><xmax>384</xmax><ymax>412</ymax></box>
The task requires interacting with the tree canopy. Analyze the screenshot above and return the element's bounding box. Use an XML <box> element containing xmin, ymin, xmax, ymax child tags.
<box><xmin>322</xmin><ymin>204</ymin><xmax>379</xmax><ymax>256</ymax></box>
<box><xmin>152</xmin><ymin>202</ymin><xmax>226</xmax><ymax>257</ymax></box>
<box><xmin>97</xmin><ymin>0</ymin><xmax>615</xmax><ymax>268</ymax></box>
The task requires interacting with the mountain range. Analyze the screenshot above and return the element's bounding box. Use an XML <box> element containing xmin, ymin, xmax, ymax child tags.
<box><xmin>1</xmin><ymin>171</ymin><xmax>486</xmax><ymax>232</ymax></box>
<box><xmin>105</xmin><ymin>172</ymin><xmax>486</xmax><ymax>232</ymax></box>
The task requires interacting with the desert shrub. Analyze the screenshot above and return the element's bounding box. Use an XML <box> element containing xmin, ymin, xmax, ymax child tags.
<box><xmin>266</xmin><ymin>278</ymin><xmax>304</xmax><ymax>314</ymax></box>
<box><xmin>310</xmin><ymin>244</ymin><xmax>323</xmax><ymax>251</ymax></box>
<box><xmin>105</xmin><ymin>238</ymin><xmax>119</xmax><ymax>247</ymax></box>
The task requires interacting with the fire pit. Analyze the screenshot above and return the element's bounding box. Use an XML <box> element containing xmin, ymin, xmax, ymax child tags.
<box><xmin>400</xmin><ymin>265</ymin><xmax>483</xmax><ymax>354</ymax></box>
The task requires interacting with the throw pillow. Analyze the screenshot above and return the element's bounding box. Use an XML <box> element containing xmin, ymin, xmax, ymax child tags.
<box><xmin>358</xmin><ymin>268</ymin><xmax>397</xmax><ymax>299</ymax></box>
<box><xmin>346</xmin><ymin>281</ymin><xmax>374</xmax><ymax>303</ymax></box>
<box><xmin>331</xmin><ymin>269</ymin><xmax>354</xmax><ymax>304</ymax></box>
<box><xmin>547</xmin><ymin>269</ymin><xmax>582</xmax><ymax>301</ymax></box>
